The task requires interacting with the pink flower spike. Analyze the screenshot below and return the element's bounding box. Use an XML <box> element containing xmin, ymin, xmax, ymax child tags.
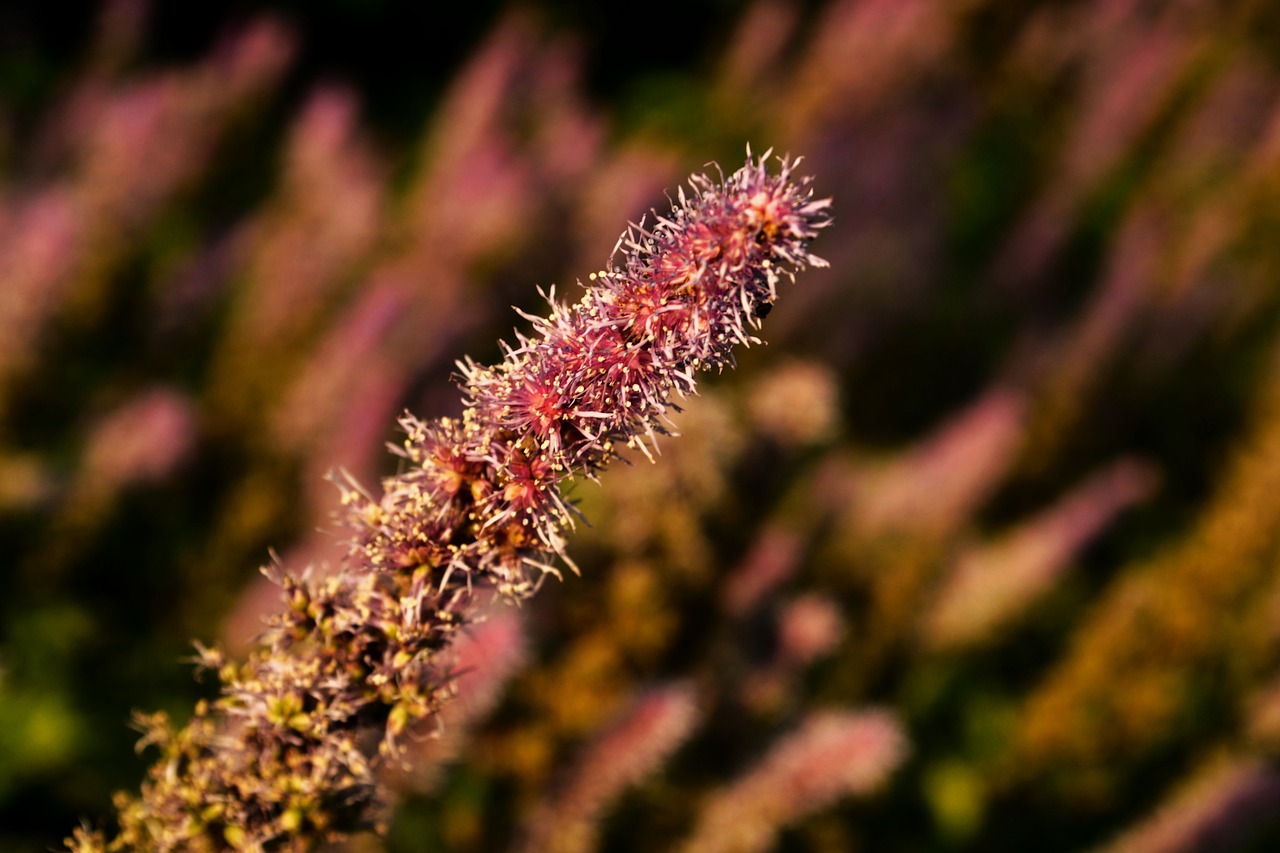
<box><xmin>680</xmin><ymin>709</ymin><xmax>908</xmax><ymax>853</ymax></box>
<box><xmin>71</xmin><ymin>152</ymin><xmax>829</xmax><ymax>852</ymax></box>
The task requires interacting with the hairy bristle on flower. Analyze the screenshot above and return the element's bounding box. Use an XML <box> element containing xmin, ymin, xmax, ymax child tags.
<box><xmin>68</xmin><ymin>151</ymin><xmax>828</xmax><ymax>852</ymax></box>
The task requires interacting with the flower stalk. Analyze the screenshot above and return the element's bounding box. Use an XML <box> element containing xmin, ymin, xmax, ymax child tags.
<box><xmin>68</xmin><ymin>151</ymin><xmax>830</xmax><ymax>852</ymax></box>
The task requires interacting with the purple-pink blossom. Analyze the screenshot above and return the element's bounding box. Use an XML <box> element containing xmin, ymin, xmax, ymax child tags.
<box><xmin>67</xmin><ymin>151</ymin><xmax>829</xmax><ymax>852</ymax></box>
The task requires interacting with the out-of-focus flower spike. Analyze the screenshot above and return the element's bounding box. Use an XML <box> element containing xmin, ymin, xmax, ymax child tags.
<box><xmin>514</xmin><ymin>682</ymin><xmax>701</xmax><ymax>853</ymax></box>
<box><xmin>679</xmin><ymin>709</ymin><xmax>907</xmax><ymax>853</ymax></box>
<box><xmin>1090</xmin><ymin>757</ymin><xmax>1280</xmax><ymax>853</ymax></box>
<box><xmin>921</xmin><ymin>457</ymin><xmax>1158</xmax><ymax>651</ymax></box>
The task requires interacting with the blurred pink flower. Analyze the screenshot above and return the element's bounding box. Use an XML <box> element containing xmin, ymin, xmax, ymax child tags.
<box><xmin>516</xmin><ymin>682</ymin><xmax>701</xmax><ymax>853</ymax></box>
<box><xmin>680</xmin><ymin>709</ymin><xmax>907</xmax><ymax>853</ymax></box>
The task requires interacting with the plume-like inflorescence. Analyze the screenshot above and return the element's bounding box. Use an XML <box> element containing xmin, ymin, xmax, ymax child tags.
<box><xmin>68</xmin><ymin>151</ymin><xmax>829</xmax><ymax>852</ymax></box>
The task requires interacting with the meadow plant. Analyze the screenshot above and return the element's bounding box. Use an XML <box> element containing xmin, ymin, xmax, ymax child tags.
<box><xmin>65</xmin><ymin>152</ymin><xmax>830</xmax><ymax>851</ymax></box>
<box><xmin>680</xmin><ymin>709</ymin><xmax>907</xmax><ymax>853</ymax></box>
<box><xmin>515</xmin><ymin>682</ymin><xmax>701</xmax><ymax>853</ymax></box>
<box><xmin>12</xmin><ymin>1</ymin><xmax>1280</xmax><ymax>850</ymax></box>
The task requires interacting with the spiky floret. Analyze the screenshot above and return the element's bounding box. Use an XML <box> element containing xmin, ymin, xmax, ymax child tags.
<box><xmin>459</xmin><ymin>152</ymin><xmax>830</xmax><ymax>545</ymax></box>
<box><xmin>68</xmin><ymin>151</ymin><xmax>829</xmax><ymax>852</ymax></box>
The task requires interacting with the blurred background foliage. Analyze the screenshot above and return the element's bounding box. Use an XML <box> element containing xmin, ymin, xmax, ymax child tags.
<box><xmin>5</xmin><ymin>0</ymin><xmax>1280</xmax><ymax>850</ymax></box>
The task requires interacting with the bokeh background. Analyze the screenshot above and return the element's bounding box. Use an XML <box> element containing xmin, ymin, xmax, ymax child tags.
<box><xmin>5</xmin><ymin>0</ymin><xmax>1280</xmax><ymax>850</ymax></box>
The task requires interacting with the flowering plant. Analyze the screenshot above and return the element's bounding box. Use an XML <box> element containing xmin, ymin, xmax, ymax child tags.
<box><xmin>68</xmin><ymin>151</ymin><xmax>829</xmax><ymax>852</ymax></box>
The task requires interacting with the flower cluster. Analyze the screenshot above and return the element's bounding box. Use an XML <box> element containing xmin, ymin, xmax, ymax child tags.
<box><xmin>68</xmin><ymin>151</ymin><xmax>829</xmax><ymax>851</ymax></box>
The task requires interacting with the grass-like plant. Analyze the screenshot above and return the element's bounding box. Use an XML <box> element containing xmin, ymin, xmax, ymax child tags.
<box><xmin>66</xmin><ymin>151</ymin><xmax>829</xmax><ymax>852</ymax></box>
